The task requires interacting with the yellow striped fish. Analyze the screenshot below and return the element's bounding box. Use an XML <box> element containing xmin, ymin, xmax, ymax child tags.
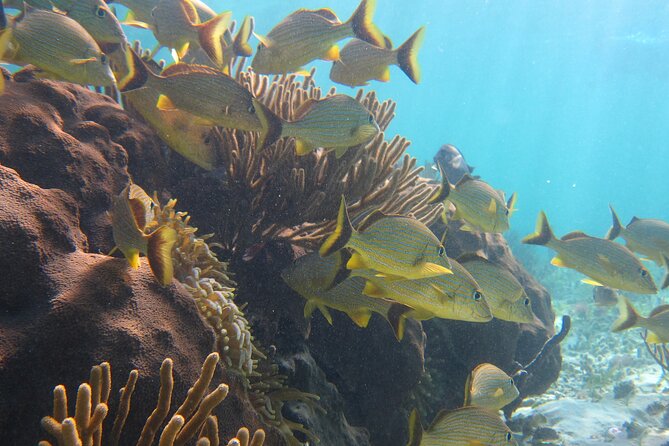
<box><xmin>0</xmin><ymin>7</ymin><xmax>116</xmax><ymax>87</ymax></box>
<box><xmin>112</xmin><ymin>184</ymin><xmax>177</xmax><ymax>286</ymax></box>
<box><xmin>330</xmin><ymin>27</ymin><xmax>425</xmax><ymax>87</ymax></box>
<box><xmin>430</xmin><ymin>164</ymin><xmax>516</xmax><ymax>233</ymax></box>
<box><xmin>612</xmin><ymin>295</ymin><xmax>669</xmax><ymax>344</ymax></box>
<box><xmin>251</xmin><ymin>0</ymin><xmax>384</xmax><ymax>75</ymax></box>
<box><xmin>464</xmin><ymin>363</ymin><xmax>519</xmax><ymax>411</ymax></box>
<box><xmin>320</xmin><ymin>197</ymin><xmax>453</xmax><ymax>280</ymax></box>
<box><xmin>281</xmin><ymin>251</ymin><xmax>411</xmax><ymax>340</ymax></box>
<box><xmin>4</xmin><ymin>0</ymin><xmax>126</xmax><ymax>47</ymax></box>
<box><xmin>355</xmin><ymin>259</ymin><xmax>493</xmax><ymax>323</ymax></box>
<box><xmin>523</xmin><ymin>211</ymin><xmax>657</xmax><ymax>294</ymax></box>
<box><xmin>110</xmin><ymin>0</ymin><xmax>216</xmax><ymax>24</ymax></box>
<box><xmin>264</xmin><ymin>94</ymin><xmax>379</xmax><ymax>158</ymax></box>
<box><xmin>118</xmin><ymin>47</ymin><xmax>279</xmax><ymax>150</ymax></box>
<box><xmin>607</xmin><ymin>205</ymin><xmax>669</xmax><ymax>288</ymax></box>
<box><xmin>458</xmin><ymin>254</ymin><xmax>537</xmax><ymax>324</ymax></box>
<box><xmin>407</xmin><ymin>407</ymin><xmax>517</xmax><ymax>446</ymax></box>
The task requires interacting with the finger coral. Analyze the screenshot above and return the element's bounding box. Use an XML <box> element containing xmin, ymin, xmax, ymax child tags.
<box><xmin>39</xmin><ymin>353</ymin><xmax>265</xmax><ymax>446</ymax></box>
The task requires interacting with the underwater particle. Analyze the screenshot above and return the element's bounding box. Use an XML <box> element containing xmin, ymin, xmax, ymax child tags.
<box><xmin>613</xmin><ymin>380</ymin><xmax>635</xmax><ymax>399</ymax></box>
<box><xmin>531</xmin><ymin>427</ymin><xmax>561</xmax><ymax>446</ymax></box>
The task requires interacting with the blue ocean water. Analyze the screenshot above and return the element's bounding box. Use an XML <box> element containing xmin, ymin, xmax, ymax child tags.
<box><xmin>125</xmin><ymin>0</ymin><xmax>669</xmax><ymax>239</ymax></box>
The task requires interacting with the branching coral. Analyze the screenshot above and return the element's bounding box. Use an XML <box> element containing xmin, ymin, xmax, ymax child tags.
<box><xmin>39</xmin><ymin>353</ymin><xmax>265</xmax><ymax>446</ymax></box>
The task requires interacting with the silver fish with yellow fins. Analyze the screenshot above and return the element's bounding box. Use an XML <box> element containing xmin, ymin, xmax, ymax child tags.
<box><xmin>430</xmin><ymin>165</ymin><xmax>517</xmax><ymax>233</ymax></box>
<box><xmin>457</xmin><ymin>254</ymin><xmax>537</xmax><ymax>324</ymax></box>
<box><xmin>261</xmin><ymin>94</ymin><xmax>380</xmax><ymax>157</ymax></box>
<box><xmin>118</xmin><ymin>47</ymin><xmax>279</xmax><ymax>150</ymax></box>
<box><xmin>406</xmin><ymin>407</ymin><xmax>517</xmax><ymax>446</ymax></box>
<box><xmin>111</xmin><ymin>184</ymin><xmax>178</xmax><ymax>286</ymax></box>
<box><xmin>356</xmin><ymin>258</ymin><xmax>493</xmax><ymax>323</ymax></box>
<box><xmin>612</xmin><ymin>295</ymin><xmax>669</xmax><ymax>344</ymax></box>
<box><xmin>3</xmin><ymin>0</ymin><xmax>127</xmax><ymax>47</ymax></box>
<box><xmin>0</xmin><ymin>7</ymin><xmax>116</xmax><ymax>87</ymax></box>
<box><xmin>319</xmin><ymin>196</ymin><xmax>453</xmax><ymax>280</ymax></box>
<box><xmin>330</xmin><ymin>27</ymin><xmax>425</xmax><ymax>87</ymax></box>
<box><xmin>113</xmin><ymin>0</ymin><xmax>216</xmax><ymax>24</ymax></box>
<box><xmin>523</xmin><ymin>211</ymin><xmax>657</xmax><ymax>294</ymax></box>
<box><xmin>281</xmin><ymin>251</ymin><xmax>411</xmax><ymax>340</ymax></box>
<box><xmin>464</xmin><ymin>363</ymin><xmax>519</xmax><ymax>411</ymax></box>
<box><xmin>251</xmin><ymin>0</ymin><xmax>384</xmax><ymax>75</ymax></box>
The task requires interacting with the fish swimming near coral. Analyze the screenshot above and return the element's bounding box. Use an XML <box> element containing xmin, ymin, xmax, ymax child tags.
<box><xmin>262</xmin><ymin>94</ymin><xmax>380</xmax><ymax>157</ymax></box>
<box><xmin>118</xmin><ymin>47</ymin><xmax>279</xmax><ymax>150</ymax></box>
<box><xmin>330</xmin><ymin>27</ymin><xmax>425</xmax><ymax>87</ymax></box>
<box><xmin>0</xmin><ymin>6</ymin><xmax>116</xmax><ymax>87</ymax></box>
<box><xmin>612</xmin><ymin>295</ymin><xmax>669</xmax><ymax>344</ymax></box>
<box><xmin>320</xmin><ymin>196</ymin><xmax>452</xmax><ymax>280</ymax></box>
<box><xmin>111</xmin><ymin>184</ymin><xmax>178</xmax><ymax>286</ymax></box>
<box><xmin>281</xmin><ymin>251</ymin><xmax>411</xmax><ymax>340</ymax></box>
<box><xmin>464</xmin><ymin>363</ymin><xmax>520</xmax><ymax>410</ymax></box>
<box><xmin>523</xmin><ymin>211</ymin><xmax>657</xmax><ymax>294</ymax></box>
<box><xmin>251</xmin><ymin>0</ymin><xmax>384</xmax><ymax>74</ymax></box>
<box><xmin>356</xmin><ymin>258</ymin><xmax>493</xmax><ymax>323</ymax></box>
<box><xmin>593</xmin><ymin>286</ymin><xmax>619</xmax><ymax>307</ymax></box>
<box><xmin>3</xmin><ymin>0</ymin><xmax>127</xmax><ymax>47</ymax></box>
<box><xmin>430</xmin><ymin>165</ymin><xmax>516</xmax><ymax>233</ymax></box>
<box><xmin>433</xmin><ymin>144</ymin><xmax>475</xmax><ymax>185</ymax></box>
<box><xmin>406</xmin><ymin>406</ymin><xmax>517</xmax><ymax>446</ymax></box>
<box><xmin>457</xmin><ymin>254</ymin><xmax>537</xmax><ymax>324</ymax></box>
<box><xmin>606</xmin><ymin>205</ymin><xmax>669</xmax><ymax>288</ymax></box>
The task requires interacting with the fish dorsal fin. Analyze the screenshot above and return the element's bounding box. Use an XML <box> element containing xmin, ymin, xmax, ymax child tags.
<box><xmin>293</xmin><ymin>98</ymin><xmax>319</xmax><ymax>120</ymax></box>
<box><xmin>629</xmin><ymin>216</ymin><xmax>640</xmax><ymax>224</ymax></box>
<box><xmin>357</xmin><ymin>209</ymin><xmax>388</xmax><ymax>232</ymax></box>
<box><xmin>455</xmin><ymin>174</ymin><xmax>476</xmax><ymax>187</ymax></box>
<box><xmin>456</xmin><ymin>253</ymin><xmax>489</xmax><ymax>264</ymax></box>
<box><xmin>561</xmin><ymin>231</ymin><xmax>590</xmax><ymax>241</ymax></box>
<box><xmin>311</xmin><ymin>8</ymin><xmax>339</xmax><ymax>22</ymax></box>
<box><xmin>649</xmin><ymin>304</ymin><xmax>669</xmax><ymax>318</ymax></box>
<box><xmin>161</xmin><ymin>62</ymin><xmax>221</xmax><ymax>77</ymax></box>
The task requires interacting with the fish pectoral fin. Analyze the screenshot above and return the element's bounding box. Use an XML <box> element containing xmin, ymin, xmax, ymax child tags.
<box><xmin>294</xmin><ymin>138</ymin><xmax>315</xmax><ymax>156</ymax></box>
<box><xmin>550</xmin><ymin>256</ymin><xmax>567</xmax><ymax>268</ymax></box>
<box><xmin>487</xmin><ymin>198</ymin><xmax>497</xmax><ymax>213</ymax></box>
<box><xmin>156</xmin><ymin>94</ymin><xmax>178</xmax><ymax>111</ymax></box>
<box><xmin>362</xmin><ymin>280</ymin><xmax>385</xmax><ymax>298</ymax></box>
<box><xmin>581</xmin><ymin>278</ymin><xmax>604</xmax><ymax>287</ymax></box>
<box><xmin>416</xmin><ymin>262</ymin><xmax>453</xmax><ymax>277</ymax></box>
<box><xmin>346</xmin><ymin>252</ymin><xmax>368</xmax><ymax>270</ymax></box>
<box><xmin>347</xmin><ymin>309</ymin><xmax>372</xmax><ymax>328</ymax></box>
<box><xmin>377</xmin><ymin>67</ymin><xmax>391</xmax><ymax>82</ymax></box>
<box><xmin>176</xmin><ymin>42</ymin><xmax>190</xmax><ymax>59</ymax></box>
<box><xmin>597</xmin><ymin>254</ymin><xmax>616</xmax><ymax>274</ymax></box>
<box><xmin>334</xmin><ymin>147</ymin><xmax>348</xmax><ymax>159</ymax></box>
<box><xmin>493</xmin><ymin>388</ymin><xmax>504</xmax><ymax>397</ymax></box>
<box><xmin>646</xmin><ymin>331</ymin><xmax>664</xmax><ymax>344</ymax></box>
<box><xmin>123</xmin><ymin>19</ymin><xmax>153</xmax><ymax>30</ymax></box>
<box><xmin>69</xmin><ymin>57</ymin><xmax>97</xmax><ymax>65</ymax></box>
<box><xmin>322</xmin><ymin>44</ymin><xmax>340</xmax><ymax>61</ymax></box>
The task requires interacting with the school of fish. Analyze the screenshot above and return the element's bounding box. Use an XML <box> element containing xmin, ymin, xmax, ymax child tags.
<box><xmin>1</xmin><ymin>0</ymin><xmax>668</xmax><ymax>442</ymax></box>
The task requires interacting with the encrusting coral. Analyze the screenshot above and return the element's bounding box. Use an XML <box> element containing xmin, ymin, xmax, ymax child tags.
<box><xmin>39</xmin><ymin>353</ymin><xmax>266</xmax><ymax>446</ymax></box>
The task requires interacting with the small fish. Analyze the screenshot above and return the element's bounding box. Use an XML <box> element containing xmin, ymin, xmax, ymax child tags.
<box><xmin>281</xmin><ymin>251</ymin><xmax>411</xmax><ymax>340</ymax></box>
<box><xmin>523</xmin><ymin>211</ymin><xmax>657</xmax><ymax>294</ymax></box>
<box><xmin>330</xmin><ymin>27</ymin><xmax>425</xmax><ymax>87</ymax></box>
<box><xmin>118</xmin><ymin>47</ymin><xmax>279</xmax><ymax>150</ymax></box>
<box><xmin>263</xmin><ymin>94</ymin><xmax>379</xmax><ymax>158</ymax></box>
<box><xmin>612</xmin><ymin>295</ymin><xmax>669</xmax><ymax>344</ymax></box>
<box><xmin>4</xmin><ymin>0</ymin><xmax>127</xmax><ymax>47</ymax></box>
<box><xmin>593</xmin><ymin>286</ymin><xmax>618</xmax><ymax>307</ymax></box>
<box><xmin>320</xmin><ymin>196</ymin><xmax>453</xmax><ymax>280</ymax></box>
<box><xmin>406</xmin><ymin>407</ymin><xmax>517</xmax><ymax>446</ymax></box>
<box><xmin>356</xmin><ymin>258</ymin><xmax>493</xmax><ymax>323</ymax></box>
<box><xmin>251</xmin><ymin>0</ymin><xmax>384</xmax><ymax>75</ymax></box>
<box><xmin>464</xmin><ymin>363</ymin><xmax>520</xmax><ymax>410</ymax></box>
<box><xmin>147</xmin><ymin>0</ymin><xmax>231</xmax><ymax>66</ymax></box>
<box><xmin>433</xmin><ymin>144</ymin><xmax>475</xmax><ymax>185</ymax></box>
<box><xmin>607</xmin><ymin>205</ymin><xmax>669</xmax><ymax>288</ymax></box>
<box><xmin>0</xmin><ymin>7</ymin><xmax>116</xmax><ymax>86</ymax></box>
<box><xmin>430</xmin><ymin>165</ymin><xmax>516</xmax><ymax>233</ymax></box>
<box><xmin>458</xmin><ymin>254</ymin><xmax>537</xmax><ymax>324</ymax></box>
<box><xmin>111</xmin><ymin>184</ymin><xmax>178</xmax><ymax>286</ymax></box>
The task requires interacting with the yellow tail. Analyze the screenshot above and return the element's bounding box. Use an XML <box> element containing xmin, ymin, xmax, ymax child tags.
<box><xmin>605</xmin><ymin>204</ymin><xmax>623</xmax><ymax>240</ymax></box>
<box><xmin>396</xmin><ymin>27</ymin><xmax>425</xmax><ymax>84</ymax></box>
<box><xmin>233</xmin><ymin>16</ymin><xmax>254</xmax><ymax>57</ymax></box>
<box><xmin>197</xmin><ymin>11</ymin><xmax>232</xmax><ymax>67</ymax></box>
<box><xmin>319</xmin><ymin>195</ymin><xmax>354</xmax><ymax>257</ymax></box>
<box><xmin>347</xmin><ymin>0</ymin><xmax>384</xmax><ymax>48</ymax></box>
<box><xmin>406</xmin><ymin>409</ymin><xmax>423</xmax><ymax>446</ymax></box>
<box><xmin>611</xmin><ymin>295</ymin><xmax>640</xmax><ymax>332</ymax></box>
<box><xmin>522</xmin><ymin>211</ymin><xmax>555</xmax><ymax>246</ymax></box>
<box><xmin>147</xmin><ymin>226</ymin><xmax>178</xmax><ymax>286</ymax></box>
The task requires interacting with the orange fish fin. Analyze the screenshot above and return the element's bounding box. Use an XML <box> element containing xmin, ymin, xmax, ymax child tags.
<box><xmin>322</xmin><ymin>44</ymin><xmax>340</xmax><ymax>61</ymax></box>
<box><xmin>347</xmin><ymin>309</ymin><xmax>372</xmax><ymax>328</ymax></box>
<box><xmin>156</xmin><ymin>94</ymin><xmax>178</xmax><ymax>111</ymax></box>
<box><xmin>550</xmin><ymin>256</ymin><xmax>566</xmax><ymax>268</ymax></box>
<box><xmin>125</xmin><ymin>249</ymin><xmax>141</xmax><ymax>269</ymax></box>
<box><xmin>377</xmin><ymin>66</ymin><xmax>391</xmax><ymax>82</ymax></box>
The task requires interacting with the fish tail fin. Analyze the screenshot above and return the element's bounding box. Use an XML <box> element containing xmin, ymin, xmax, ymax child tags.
<box><xmin>429</xmin><ymin>162</ymin><xmax>451</xmax><ymax>203</ymax></box>
<box><xmin>662</xmin><ymin>254</ymin><xmax>669</xmax><ymax>289</ymax></box>
<box><xmin>118</xmin><ymin>46</ymin><xmax>153</xmax><ymax>92</ymax></box>
<box><xmin>522</xmin><ymin>211</ymin><xmax>555</xmax><ymax>246</ymax></box>
<box><xmin>254</xmin><ymin>98</ymin><xmax>283</xmax><ymax>152</ymax></box>
<box><xmin>387</xmin><ymin>303</ymin><xmax>411</xmax><ymax>341</ymax></box>
<box><xmin>146</xmin><ymin>226</ymin><xmax>178</xmax><ymax>286</ymax></box>
<box><xmin>197</xmin><ymin>11</ymin><xmax>232</xmax><ymax>67</ymax></box>
<box><xmin>395</xmin><ymin>27</ymin><xmax>425</xmax><ymax>84</ymax></box>
<box><xmin>605</xmin><ymin>204</ymin><xmax>622</xmax><ymax>240</ymax></box>
<box><xmin>611</xmin><ymin>295</ymin><xmax>641</xmax><ymax>332</ymax></box>
<box><xmin>319</xmin><ymin>195</ymin><xmax>354</xmax><ymax>257</ymax></box>
<box><xmin>347</xmin><ymin>0</ymin><xmax>384</xmax><ymax>48</ymax></box>
<box><xmin>233</xmin><ymin>16</ymin><xmax>254</xmax><ymax>57</ymax></box>
<box><xmin>406</xmin><ymin>409</ymin><xmax>423</xmax><ymax>446</ymax></box>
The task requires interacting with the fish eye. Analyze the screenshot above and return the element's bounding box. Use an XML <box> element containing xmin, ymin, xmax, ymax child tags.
<box><xmin>508</xmin><ymin>378</ymin><xmax>514</xmax><ymax>385</ymax></box>
<box><xmin>524</xmin><ymin>297</ymin><xmax>530</xmax><ymax>306</ymax></box>
<box><xmin>506</xmin><ymin>432</ymin><xmax>512</xmax><ymax>442</ymax></box>
<box><xmin>473</xmin><ymin>290</ymin><xmax>482</xmax><ymax>301</ymax></box>
<box><xmin>96</xmin><ymin>6</ymin><xmax>106</xmax><ymax>17</ymax></box>
<box><xmin>368</xmin><ymin>113</ymin><xmax>374</xmax><ymax>124</ymax></box>
<box><xmin>640</xmin><ymin>268</ymin><xmax>648</xmax><ymax>277</ymax></box>
<box><xmin>100</xmin><ymin>54</ymin><xmax>108</xmax><ymax>64</ymax></box>
<box><xmin>438</xmin><ymin>245</ymin><xmax>445</xmax><ymax>257</ymax></box>
<box><xmin>505</xmin><ymin>208</ymin><xmax>510</xmax><ymax>216</ymax></box>
<box><xmin>257</xmin><ymin>43</ymin><xmax>264</xmax><ymax>50</ymax></box>
<box><xmin>248</xmin><ymin>103</ymin><xmax>256</xmax><ymax>114</ymax></box>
